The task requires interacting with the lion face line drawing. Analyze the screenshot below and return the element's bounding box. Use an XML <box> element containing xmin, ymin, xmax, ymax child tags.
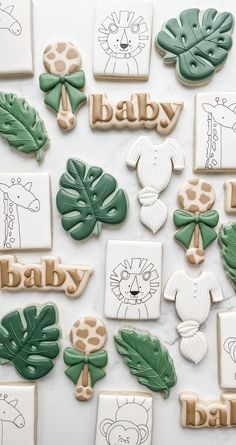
<box><xmin>98</xmin><ymin>10</ymin><xmax>149</xmax><ymax>76</ymax></box>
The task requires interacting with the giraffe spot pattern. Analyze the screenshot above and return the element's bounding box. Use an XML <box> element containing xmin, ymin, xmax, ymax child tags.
<box><xmin>76</xmin><ymin>329</ymin><xmax>89</xmax><ymax>339</ymax></box>
<box><xmin>96</xmin><ymin>326</ymin><xmax>106</xmax><ymax>337</ymax></box>
<box><xmin>85</xmin><ymin>318</ymin><xmax>96</xmax><ymax>327</ymax></box>
<box><xmin>54</xmin><ymin>60</ymin><xmax>66</xmax><ymax>72</ymax></box>
<box><xmin>186</xmin><ymin>189</ymin><xmax>196</xmax><ymax>200</ymax></box>
<box><xmin>67</xmin><ymin>48</ymin><xmax>79</xmax><ymax>59</ymax></box>
<box><xmin>76</xmin><ymin>340</ymin><xmax>86</xmax><ymax>351</ymax></box>
<box><xmin>88</xmin><ymin>337</ymin><xmax>100</xmax><ymax>345</ymax></box>
<box><xmin>199</xmin><ymin>194</ymin><xmax>210</xmax><ymax>204</ymax></box>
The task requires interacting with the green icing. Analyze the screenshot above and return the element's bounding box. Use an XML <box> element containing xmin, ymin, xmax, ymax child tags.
<box><xmin>39</xmin><ymin>71</ymin><xmax>86</xmax><ymax>113</ymax></box>
<box><xmin>56</xmin><ymin>158</ymin><xmax>128</xmax><ymax>241</ymax></box>
<box><xmin>219</xmin><ymin>221</ymin><xmax>236</xmax><ymax>288</ymax></box>
<box><xmin>0</xmin><ymin>92</ymin><xmax>49</xmax><ymax>163</ymax></box>
<box><xmin>114</xmin><ymin>328</ymin><xmax>177</xmax><ymax>399</ymax></box>
<box><xmin>0</xmin><ymin>304</ymin><xmax>60</xmax><ymax>380</ymax></box>
<box><xmin>156</xmin><ymin>8</ymin><xmax>234</xmax><ymax>85</ymax></box>
<box><xmin>64</xmin><ymin>347</ymin><xmax>107</xmax><ymax>387</ymax></box>
<box><xmin>174</xmin><ymin>209</ymin><xmax>219</xmax><ymax>249</ymax></box>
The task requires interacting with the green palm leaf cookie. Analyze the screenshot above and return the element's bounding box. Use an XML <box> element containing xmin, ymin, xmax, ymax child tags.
<box><xmin>219</xmin><ymin>221</ymin><xmax>236</xmax><ymax>289</ymax></box>
<box><xmin>156</xmin><ymin>8</ymin><xmax>234</xmax><ymax>86</ymax></box>
<box><xmin>56</xmin><ymin>158</ymin><xmax>128</xmax><ymax>241</ymax></box>
<box><xmin>114</xmin><ymin>327</ymin><xmax>177</xmax><ymax>399</ymax></box>
<box><xmin>0</xmin><ymin>92</ymin><xmax>49</xmax><ymax>162</ymax></box>
<box><xmin>0</xmin><ymin>303</ymin><xmax>60</xmax><ymax>380</ymax></box>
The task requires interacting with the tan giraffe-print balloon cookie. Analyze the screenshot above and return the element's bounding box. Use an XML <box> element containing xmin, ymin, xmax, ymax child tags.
<box><xmin>173</xmin><ymin>178</ymin><xmax>219</xmax><ymax>265</ymax></box>
<box><xmin>64</xmin><ymin>317</ymin><xmax>108</xmax><ymax>402</ymax></box>
<box><xmin>39</xmin><ymin>42</ymin><xmax>87</xmax><ymax>131</ymax></box>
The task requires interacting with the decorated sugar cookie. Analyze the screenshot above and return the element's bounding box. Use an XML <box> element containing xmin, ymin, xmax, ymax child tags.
<box><xmin>56</xmin><ymin>158</ymin><xmax>128</xmax><ymax>241</ymax></box>
<box><xmin>0</xmin><ymin>93</ymin><xmax>49</xmax><ymax>163</ymax></box>
<box><xmin>164</xmin><ymin>270</ymin><xmax>223</xmax><ymax>364</ymax></box>
<box><xmin>156</xmin><ymin>8</ymin><xmax>234</xmax><ymax>86</ymax></box>
<box><xmin>224</xmin><ymin>180</ymin><xmax>236</xmax><ymax>214</ymax></box>
<box><xmin>95</xmin><ymin>392</ymin><xmax>153</xmax><ymax>445</ymax></box>
<box><xmin>219</xmin><ymin>221</ymin><xmax>236</xmax><ymax>289</ymax></box>
<box><xmin>64</xmin><ymin>317</ymin><xmax>108</xmax><ymax>401</ymax></box>
<box><xmin>114</xmin><ymin>327</ymin><xmax>176</xmax><ymax>398</ymax></box>
<box><xmin>127</xmin><ymin>136</ymin><xmax>184</xmax><ymax>233</ymax></box>
<box><xmin>0</xmin><ymin>303</ymin><xmax>60</xmax><ymax>380</ymax></box>
<box><xmin>173</xmin><ymin>178</ymin><xmax>219</xmax><ymax>265</ymax></box>
<box><xmin>39</xmin><ymin>42</ymin><xmax>87</xmax><ymax>131</ymax></box>
<box><xmin>217</xmin><ymin>310</ymin><xmax>236</xmax><ymax>389</ymax></box>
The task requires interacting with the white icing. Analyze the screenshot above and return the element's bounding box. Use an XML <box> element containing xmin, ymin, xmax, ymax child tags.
<box><xmin>217</xmin><ymin>310</ymin><xmax>236</xmax><ymax>389</ymax></box>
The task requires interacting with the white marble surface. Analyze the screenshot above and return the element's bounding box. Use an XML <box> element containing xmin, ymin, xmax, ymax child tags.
<box><xmin>0</xmin><ymin>0</ymin><xmax>236</xmax><ymax>443</ymax></box>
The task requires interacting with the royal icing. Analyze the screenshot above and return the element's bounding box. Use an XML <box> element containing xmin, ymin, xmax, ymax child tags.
<box><xmin>219</xmin><ymin>221</ymin><xmax>236</xmax><ymax>289</ymax></box>
<box><xmin>0</xmin><ymin>173</ymin><xmax>51</xmax><ymax>250</ymax></box>
<box><xmin>0</xmin><ymin>255</ymin><xmax>93</xmax><ymax>298</ymax></box>
<box><xmin>95</xmin><ymin>392</ymin><xmax>153</xmax><ymax>445</ymax></box>
<box><xmin>0</xmin><ymin>0</ymin><xmax>33</xmax><ymax>76</ymax></box>
<box><xmin>156</xmin><ymin>9</ymin><xmax>234</xmax><ymax>86</ymax></box>
<box><xmin>64</xmin><ymin>317</ymin><xmax>108</xmax><ymax>402</ymax></box>
<box><xmin>225</xmin><ymin>180</ymin><xmax>236</xmax><ymax>213</ymax></box>
<box><xmin>194</xmin><ymin>93</ymin><xmax>236</xmax><ymax>172</ymax></box>
<box><xmin>89</xmin><ymin>93</ymin><xmax>183</xmax><ymax>134</ymax></box>
<box><xmin>217</xmin><ymin>311</ymin><xmax>236</xmax><ymax>389</ymax></box>
<box><xmin>164</xmin><ymin>270</ymin><xmax>223</xmax><ymax>364</ymax></box>
<box><xmin>0</xmin><ymin>382</ymin><xmax>37</xmax><ymax>445</ymax></box>
<box><xmin>127</xmin><ymin>136</ymin><xmax>185</xmax><ymax>233</ymax></box>
<box><xmin>114</xmin><ymin>327</ymin><xmax>177</xmax><ymax>398</ymax></box>
<box><xmin>173</xmin><ymin>178</ymin><xmax>219</xmax><ymax>265</ymax></box>
<box><xmin>39</xmin><ymin>42</ymin><xmax>87</xmax><ymax>131</ymax></box>
<box><xmin>93</xmin><ymin>0</ymin><xmax>153</xmax><ymax>80</ymax></box>
<box><xmin>105</xmin><ymin>240</ymin><xmax>162</xmax><ymax>320</ymax></box>
<box><xmin>0</xmin><ymin>303</ymin><xmax>60</xmax><ymax>380</ymax></box>
<box><xmin>180</xmin><ymin>392</ymin><xmax>236</xmax><ymax>428</ymax></box>
<box><xmin>56</xmin><ymin>158</ymin><xmax>128</xmax><ymax>241</ymax></box>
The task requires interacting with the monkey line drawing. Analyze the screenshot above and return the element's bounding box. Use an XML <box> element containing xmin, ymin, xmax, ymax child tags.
<box><xmin>0</xmin><ymin>178</ymin><xmax>40</xmax><ymax>249</ymax></box>
<box><xmin>100</xmin><ymin>396</ymin><xmax>152</xmax><ymax>445</ymax></box>
<box><xmin>0</xmin><ymin>4</ymin><xmax>22</xmax><ymax>35</ymax></box>
<box><xmin>224</xmin><ymin>337</ymin><xmax>236</xmax><ymax>363</ymax></box>
<box><xmin>0</xmin><ymin>394</ymin><xmax>25</xmax><ymax>445</ymax></box>
<box><xmin>98</xmin><ymin>10</ymin><xmax>149</xmax><ymax>76</ymax></box>
<box><xmin>202</xmin><ymin>97</ymin><xmax>236</xmax><ymax>169</ymax></box>
<box><xmin>110</xmin><ymin>257</ymin><xmax>159</xmax><ymax>319</ymax></box>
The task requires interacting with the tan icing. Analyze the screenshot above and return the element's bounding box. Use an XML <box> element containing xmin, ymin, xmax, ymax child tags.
<box><xmin>177</xmin><ymin>179</ymin><xmax>215</xmax><ymax>213</ymax></box>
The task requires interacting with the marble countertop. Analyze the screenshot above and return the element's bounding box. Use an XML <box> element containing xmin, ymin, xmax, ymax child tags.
<box><xmin>0</xmin><ymin>0</ymin><xmax>236</xmax><ymax>443</ymax></box>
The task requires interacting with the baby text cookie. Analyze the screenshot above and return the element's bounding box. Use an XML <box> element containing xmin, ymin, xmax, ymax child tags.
<box><xmin>0</xmin><ymin>255</ymin><xmax>93</xmax><ymax>298</ymax></box>
<box><xmin>0</xmin><ymin>0</ymin><xmax>34</xmax><ymax>77</ymax></box>
<box><xmin>114</xmin><ymin>327</ymin><xmax>176</xmax><ymax>398</ymax></box>
<box><xmin>57</xmin><ymin>158</ymin><xmax>128</xmax><ymax>241</ymax></box>
<box><xmin>164</xmin><ymin>270</ymin><xmax>223</xmax><ymax>364</ymax></box>
<box><xmin>156</xmin><ymin>8</ymin><xmax>234</xmax><ymax>86</ymax></box>
<box><xmin>105</xmin><ymin>240</ymin><xmax>162</xmax><ymax>320</ymax></box>
<box><xmin>180</xmin><ymin>392</ymin><xmax>236</xmax><ymax>428</ymax></box>
<box><xmin>40</xmin><ymin>42</ymin><xmax>87</xmax><ymax>131</ymax></box>
<box><xmin>127</xmin><ymin>136</ymin><xmax>185</xmax><ymax>233</ymax></box>
<box><xmin>95</xmin><ymin>392</ymin><xmax>153</xmax><ymax>445</ymax></box>
<box><xmin>173</xmin><ymin>178</ymin><xmax>219</xmax><ymax>265</ymax></box>
<box><xmin>64</xmin><ymin>317</ymin><xmax>108</xmax><ymax>401</ymax></box>
<box><xmin>0</xmin><ymin>93</ymin><xmax>49</xmax><ymax>163</ymax></box>
<box><xmin>93</xmin><ymin>0</ymin><xmax>153</xmax><ymax>80</ymax></box>
<box><xmin>225</xmin><ymin>180</ymin><xmax>236</xmax><ymax>214</ymax></box>
<box><xmin>90</xmin><ymin>93</ymin><xmax>183</xmax><ymax>134</ymax></box>
<box><xmin>217</xmin><ymin>310</ymin><xmax>236</xmax><ymax>389</ymax></box>
<box><xmin>194</xmin><ymin>93</ymin><xmax>236</xmax><ymax>172</ymax></box>
<box><xmin>0</xmin><ymin>303</ymin><xmax>60</xmax><ymax>380</ymax></box>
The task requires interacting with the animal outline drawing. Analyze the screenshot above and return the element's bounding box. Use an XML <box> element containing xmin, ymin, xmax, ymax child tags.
<box><xmin>100</xmin><ymin>396</ymin><xmax>151</xmax><ymax>445</ymax></box>
<box><xmin>0</xmin><ymin>4</ymin><xmax>22</xmax><ymax>35</ymax></box>
<box><xmin>202</xmin><ymin>97</ymin><xmax>236</xmax><ymax>169</ymax></box>
<box><xmin>0</xmin><ymin>178</ymin><xmax>40</xmax><ymax>249</ymax></box>
<box><xmin>224</xmin><ymin>337</ymin><xmax>236</xmax><ymax>364</ymax></box>
<box><xmin>98</xmin><ymin>10</ymin><xmax>149</xmax><ymax>76</ymax></box>
<box><xmin>110</xmin><ymin>257</ymin><xmax>159</xmax><ymax>319</ymax></box>
<box><xmin>0</xmin><ymin>394</ymin><xmax>25</xmax><ymax>445</ymax></box>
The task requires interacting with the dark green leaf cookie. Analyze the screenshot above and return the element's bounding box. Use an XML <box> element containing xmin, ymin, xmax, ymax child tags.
<box><xmin>219</xmin><ymin>221</ymin><xmax>236</xmax><ymax>288</ymax></box>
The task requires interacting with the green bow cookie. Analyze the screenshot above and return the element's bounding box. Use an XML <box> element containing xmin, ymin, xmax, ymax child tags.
<box><xmin>39</xmin><ymin>71</ymin><xmax>86</xmax><ymax>113</ymax></box>
<box><xmin>64</xmin><ymin>347</ymin><xmax>108</xmax><ymax>387</ymax></box>
<box><xmin>173</xmin><ymin>209</ymin><xmax>219</xmax><ymax>249</ymax></box>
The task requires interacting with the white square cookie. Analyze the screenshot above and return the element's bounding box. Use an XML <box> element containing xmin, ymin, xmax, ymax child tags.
<box><xmin>0</xmin><ymin>0</ymin><xmax>33</xmax><ymax>77</ymax></box>
<box><xmin>95</xmin><ymin>392</ymin><xmax>153</xmax><ymax>445</ymax></box>
<box><xmin>0</xmin><ymin>172</ymin><xmax>52</xmax><ymax>250</ymax></box>
<box><xmin>105</xmin><ymin>240</ymin><xmax>162</xmax><ymax>320</ymax></box>
<box><xmin>93</xmin><ymin>0</ymin><xmax>153</xmax><ymax>80</ymax></box>
<box><xmin>217</xmin><ymin>311</ymin><xmax>236</xmax><ymax>389</ymax></box>
<box><xmin>0</xmin><ymin>382</ymin><xmax>37</xmax><ymax>445</ymax></box>
<box><xmin>224</xmin><ymin>179</ymin><xmax>236</xmax><ymax>214</ymax></box>
<box><xmin>194</xmin><ymin>93</ymin><xmax>236</xmax><ymax>172</ymax></box>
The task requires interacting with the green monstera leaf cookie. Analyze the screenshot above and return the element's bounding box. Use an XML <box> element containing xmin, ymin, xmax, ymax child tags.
<box><xmin>56</xmin><ymin>158</ymin><xmax>128</xmax><ymax>241</ymax></box>
<box><xmin>219</xmin><ymin>221</ymin><xmax>236</xmax><ymax>289</ymax></box>
<box><xmin>156</xmin><ymin>8</ymin><xmax>234</xmax><ymax>86</ymax></box>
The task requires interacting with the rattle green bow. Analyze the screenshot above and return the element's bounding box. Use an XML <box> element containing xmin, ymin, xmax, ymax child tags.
<box><xmin>64</xmin><ymin>347</ymin><xmax>108</xmax><ymax>387</ymax></box>
<box><xmin>173</xmin><ymin>209</ymin><xmax>219</xmax><ymax>249</ymax></box>
<box><xmin>39</xmin><ymin>71</ymin><xmax>86</xmax><ymax>113</ymax></box>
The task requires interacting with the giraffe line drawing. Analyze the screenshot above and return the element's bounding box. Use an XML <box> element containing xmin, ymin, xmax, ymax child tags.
<box><xmin>0</xmin><ymin>178</ymin><xmax>40</xmax><ymax>249</ymax></box>
<box><xmin>0</xmin><ymin>4</ymin><xmax>22</xmax><ymax>36</ymax></box>
<box><xmin>0</xmin><ymin>394</ymin><xmax>25</xmax><ymax>445</ymax></box>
